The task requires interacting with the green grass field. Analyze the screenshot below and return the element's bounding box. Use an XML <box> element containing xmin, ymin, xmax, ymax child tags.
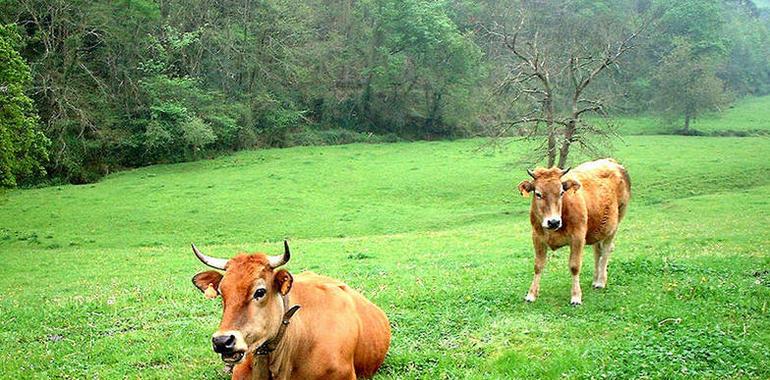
<box><xmin>610</xmin><ymin>96</ymin><xmax>770</xmax><ymax>136</ymax></box>
<box><xmin>2</xmin><ymin>100</ymin><xmax>770</xmax><ymax>378</ymax></box>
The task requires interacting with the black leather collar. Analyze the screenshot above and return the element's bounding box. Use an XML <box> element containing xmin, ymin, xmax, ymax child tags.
<box><xmin>254</xmin><ymin>293</ymin><xmax>301</xmax><ymax>356</ymax></box>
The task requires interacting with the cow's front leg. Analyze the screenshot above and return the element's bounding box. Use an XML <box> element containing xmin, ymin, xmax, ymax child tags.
<box><xmin>525</xmin><ymin>237</ymin><xmax>548</xmax><ymax>303</ymax></box>
<box><xmin>569</xmin><ymin>238</ymin><xmax>586</xmax><ymax>305</ymax></box>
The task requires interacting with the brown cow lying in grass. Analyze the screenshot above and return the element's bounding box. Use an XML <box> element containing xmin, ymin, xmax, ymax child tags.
<box><xmin>191</xmin><ymin>241</ymin><xmax>391</xmax><ymax>379</ymax></box>
<box><xmin>517</xmin><ymin>159</ymin><xmax>631</xmax><ymax>305</ymax></box>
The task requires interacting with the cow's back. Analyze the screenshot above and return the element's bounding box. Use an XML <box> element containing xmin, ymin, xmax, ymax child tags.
<box><xmin>568</xmin><ymin>159</ymin><xmax>631</xmax><ymax>243</ymax></box>
<box><xmin>347</xmin><ymin>286</ymin><xmax>390</xmax><ymax>378</ymax></box>
<box><xmin>292</xmin><ymin>272</ymin><xmax>390</xmax><ymax>378</ymax></box>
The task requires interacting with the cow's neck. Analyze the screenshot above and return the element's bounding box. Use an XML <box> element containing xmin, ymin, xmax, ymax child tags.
<box><xmin>254</xmin><ymin>293</ymin><xmax>300</xmax><ymax>356</ymax></box>
<box><xmin>253</xmin><ymin>294</ymin><xmax>307</xmax><ymax>380</ymax></box>
<box><xmin>265</xmin><ymin>319</ymin><xmax>304</xmax><ymax>379</ymax></box>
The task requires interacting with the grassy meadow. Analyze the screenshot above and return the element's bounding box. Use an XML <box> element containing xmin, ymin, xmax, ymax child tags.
<box><xmin>1</xmin><ymin>100</ymin><xmax>770</xmax><ymax>378</ymax></box>
<box><xmin>609</xmin><ymin>96</ymin><xmax>770</xmax><ymax>136</ymax></box>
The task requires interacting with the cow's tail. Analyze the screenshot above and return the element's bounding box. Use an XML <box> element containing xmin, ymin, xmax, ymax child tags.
<box><xmin>619</xmin><ymin>165</ymin><xmax>631</xmax><ymax>195</ymax></box>
<box><xmin>617</xmin><ymin>163</ymin><xmax>631</xmax><ymax>222</ymax></box>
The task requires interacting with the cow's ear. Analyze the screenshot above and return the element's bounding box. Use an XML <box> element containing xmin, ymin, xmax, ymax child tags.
<box><xmin>518</xmin><ymin>180</ymin><xmax>534</xmax><ymax>197</ymax></box>
<box><xmin>192</xmin><ymin>271</ymin><xmax>223</xmax><ymax>298</ymax></box>
<box><xmin>562</xmin><ymin>179</ymin><xmax>581</xmax><ymax>192</ymax></box>
<box><xmin>274</xmin><ymin>269</ymin><xmax>293</xmax><ymax>296</ymax></box>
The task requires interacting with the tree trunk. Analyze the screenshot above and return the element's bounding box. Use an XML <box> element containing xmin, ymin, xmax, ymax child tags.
<box><xmin>546</xmin><ymin>128</ymin><xmax>556</xmax><ymax>167</ymax></box>
<box><xmin>559</xmin><ymin>93</ymin><xmax>581</xmax><ymax>169</ymax></box>
<box><xmin>359</xmin><ymin>10</ymin><xmax>383</xmax><ymax>129</ymax></box>
<box><xmin>545</xmin><ymin>97</ymin><xmax>557</xmax><ymax>167</ymax></box>
<box><xmin>557</xmin><ymin>120</ymin><xmax>575</xmax><ymax>168</ymax></box>
<box><xmin>683</xmin><ymin>113</ymin><xmax>690</xmax><ymax>131</ymax></box>
<box><xmin>424</xmin><ymin>91</ymin><xmax>443</xmax><ymax>138</ymax></box>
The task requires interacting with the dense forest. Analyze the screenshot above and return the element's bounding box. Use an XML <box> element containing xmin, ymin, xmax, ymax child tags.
<box><xmin>1</xmin><ymin>0</ymin><xmax>769</xmax><ymax>186</ymax></box>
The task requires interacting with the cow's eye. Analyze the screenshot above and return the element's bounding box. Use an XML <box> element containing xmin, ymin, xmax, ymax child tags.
<box><xmin>535</xmin><ymin>192</ymin><xmax>543</xmax><ymax>199</ymax></box>
<box><xmin>254</xmin><ymin>288</ymin><xmax>267</xmax><ymax>299</ymax></box>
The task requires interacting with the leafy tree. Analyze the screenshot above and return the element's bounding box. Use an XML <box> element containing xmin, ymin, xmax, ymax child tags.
<box><xmin>0</xmin><ymin>24</ymin><xmax>48</xmax><ymax>187</ymax></box>
<box><xmin>360</xmin><ymin>0</ymin><xmax>483</xmax><ymax>138</ymax></box>
<box><xmin>486</xmin><ymin>1</ymin><xmax>650</xmax><ymax>167</ymax></box>
<box><xmin>721</xmin><ymin>4</ymin><xmax>770</xmax><ymax>96</ymax></box>
<box><xmin>5</xmin><ymin>0</ymin><xmax>161</xmax><ymax>182</ymax></box>
<box><xmin>655</xmin><ymin>0</ymin><xmax>728</xmax><ymax>55</ymax></box>
<box><xmin>652</xmin><ymin>38</ymin><xmax>731</xmax><ymax>132</ymax></box>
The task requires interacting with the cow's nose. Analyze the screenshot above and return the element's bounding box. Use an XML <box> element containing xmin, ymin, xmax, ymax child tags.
<box><xmin>212</xmin><ymin>334</ymin><xmax>236</xmax><ymax>353</ymax></box>
<box><xmin>547</xmin><ymin>219</ymin><xmax>561</xmax><ymax>229</ymax></box>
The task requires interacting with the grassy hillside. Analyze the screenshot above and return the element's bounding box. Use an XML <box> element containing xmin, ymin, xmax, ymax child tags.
<box><xmin>613</xmin><ymin>95</ymin><xmax>770</xmax><ymax>135</ymax></box>
<box><xmin>1</xmin><ymin>135</ymin><xmax>769</xmax><ymax>377</ymax></box>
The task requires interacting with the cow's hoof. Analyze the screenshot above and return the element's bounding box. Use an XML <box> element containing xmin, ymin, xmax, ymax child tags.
<box><xmin>592</xmin><ymin>282</ymin><xmax>605</xmax><ymax>289</ymax></box>
<box><xmin>570</xmin><ymin>297</ymin><xmax>582</xmax><ymax>306</ymax></box>
<box><xmin>524</xmin><ymin>294</ymin><xmax>536</xmax><ymax>303</ymax></box>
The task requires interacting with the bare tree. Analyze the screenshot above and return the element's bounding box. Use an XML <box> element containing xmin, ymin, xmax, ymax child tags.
<box><xmin>484</xmin><ymin>5</ymin><xmax>650</xmax><ymax>168</ymax></box>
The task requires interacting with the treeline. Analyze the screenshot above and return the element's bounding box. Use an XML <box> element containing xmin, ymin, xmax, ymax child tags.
<box><xmin>1</xmin><ymin>0</ymin><xmax>769</xmax><ymax>186</ymax></box>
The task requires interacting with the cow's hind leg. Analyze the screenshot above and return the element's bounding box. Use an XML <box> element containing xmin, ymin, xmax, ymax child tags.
<box><xmin>592</xmin><ymin>234</ymin><xmax>615</xmax><ymax>289</ymax></box>
<box><xmin>525</xmin><ymin>238</ymin><xmax>548</xmax><ymax>303</ymax></box>
<box><xmin>592</xmin><ymin>244</ymin><xmax>602</xmax><ymax>287</ymax></box>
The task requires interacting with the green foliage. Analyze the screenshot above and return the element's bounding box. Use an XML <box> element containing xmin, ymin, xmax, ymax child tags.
<box><xmin>652</xmin><ymin>38</ymin><xmax>732</xmax><ymax>130</ymax></box>
<box><xmin>137</xmin><ymin>75</ymin><xmax>220</xmax><ymax>163</ymax></box>
<box><xmin>656</xmin><ymin>0</ymin><xmax>729</xmax><ymax>55</ymax></box>
<box><xmin>0</xmin><ymin>24</ymin><xmax>48</xmax><ymax>187</ymax></box>
<box><xmin>721</xmin><ymin>5</ymin><xmax>770</xmax><ymax>95</ymax></box>
<box><xmin>288</xmin><ymin>127</ymin><xmax>401</xmax><ymax>146</ymax></box>
<box><xmin>339</xmin><ymin>0</ymin><xmax>484</xmax><ymax>138</ymax></box>
<box><xmin>1</xmin><ymin>0</ymin><xmax>770</xmax><ymax>184</ymax></box>
<box><xmin>255</xmin><ymin>99</ymin><xmax>306</xmax><ymax>148</ymax></box>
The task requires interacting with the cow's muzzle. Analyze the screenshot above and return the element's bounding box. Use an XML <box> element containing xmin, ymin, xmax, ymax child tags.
<box><xmin>212</xmin><ymin>334</ymin><xmax>236</xmax><ymax>353</ymax></box>
<box><xmin>543</xmin><ymin>217</ymin><xmax>562</xmax><ymax>230</ymax></box>
<box><xmin>212</xmin><ymin>334</ymin><xmax>245</xmax><ymax>363</ymax></box>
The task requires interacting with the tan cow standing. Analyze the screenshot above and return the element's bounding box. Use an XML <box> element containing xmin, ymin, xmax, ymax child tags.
<box><xmin>191</xmin><ymin>242</ymin><xmax>391</xmax><ymax>379</ymax></box>
<box><xmin>517</xmin><ymin>159</ymin><xmax>631</xmax><ymax>305</ymax></box>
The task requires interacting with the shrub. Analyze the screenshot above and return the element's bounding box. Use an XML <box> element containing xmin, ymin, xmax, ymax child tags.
<box><xmin>0</xmin><ymin>24</ymin><xmax>49</xmax><ymax>187</ymax></box>
<box><xmin>287</xmin><ymin>127</ymin><xmax>402</xmax><ymax>147</ymax></box>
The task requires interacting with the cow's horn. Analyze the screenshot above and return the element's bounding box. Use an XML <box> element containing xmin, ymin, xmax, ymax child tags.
<box><xmin>527</xmin><ymin>169</ymin><xmax>536</xmax><ymax>179</ymax></box>
<box><xmin>192</xmin><ymin>243</ymin><xmax>228</xmax><ymax>270</ymax></box>
<box><xmin>561</xmin><ymin>167</ymin><xmax>571</xmax><ymax>177</ymax></box>
<box><xmin>268</xmin><ymin>240</ymin><xmax>291</xmax><ymax>268</ymax></box>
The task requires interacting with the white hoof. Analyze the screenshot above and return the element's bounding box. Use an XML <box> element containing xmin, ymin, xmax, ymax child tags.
<box><xmin>570</xmin><ymin>296</ymin><xmax>582</xmax><ymax>306</ymax></box>
<box><xmin>524</xmin><ymin>293</ymin><xmax>536</xmax><ymax>303</ymax></box>
<box><xmin>592</xmin><ymin>282</ymin><xmax>605</xmax><ymax>289</ymax></box>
